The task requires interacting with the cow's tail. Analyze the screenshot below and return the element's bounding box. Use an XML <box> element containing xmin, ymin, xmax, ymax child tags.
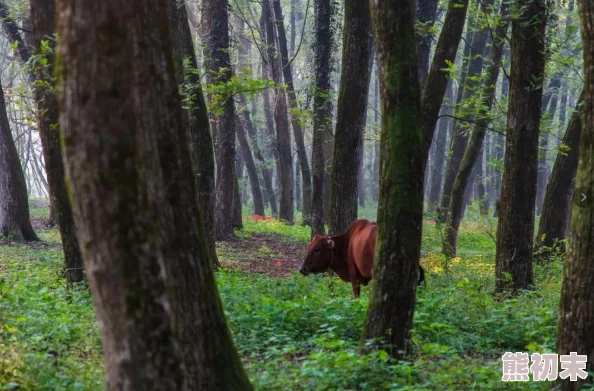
<box><xmin>418</xmin><ymin>265</ymin><xmax>425</xmax><ymax>286</ymax></box>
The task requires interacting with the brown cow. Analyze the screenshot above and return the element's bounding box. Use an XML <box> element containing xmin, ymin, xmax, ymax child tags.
<box><xmin>299</xmin><ymin>219</ymin><xmax>425</xmax><ymax>297</ymax></box>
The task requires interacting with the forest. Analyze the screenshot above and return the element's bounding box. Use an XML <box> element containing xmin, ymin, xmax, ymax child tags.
<box><xmin>0</xmin><ymin>0</ymin><xmax>593</xmax><ymax>389</ymax></box>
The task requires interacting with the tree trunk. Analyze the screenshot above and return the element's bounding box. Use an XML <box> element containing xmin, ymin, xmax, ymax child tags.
<box><xmin>30</xmin><ymin>0</ymin><xmax>84</xmax><ymax>282</ymax></box>
<box><xmin>311</xmin><ymin>0</ymin><xmax>334</xmax><ymax>235</ymax></box>
<box><xmin>201</xmin><ymin>0</ymin><xmax>237</xmax><ymax>240</ymax></box>
<box><xmin>427</xmin><ymin>80</ymin><xmax>454</xmax><ymax>213</ymax></box>
<box><xmin>328</xmin><ymin>0</ymin><xmax>372</xmax><ymax>234</ymax></box>
<box><xmin>56</xmin><ymin>0</ymin><xmax>252</xmax><ymax>388</ymax></box>
<box><xmin>535</xmin><ymin>93</ymin><xmax>583</xmax><ymax>255</ymax></box>
<box><xmin>362</xmin><ymin>0</ymin><xmax>423</xmax><ymax>359</ymax></box>
<box><xmin>556</xmin><ymin>0</ymin><xmax>594</xmax><ymax>386</ymax></box>
<box><xmin>439</xmin><ymin>0</ymin><xmax>493</xmax><ymax>222</ymax></box>
<box><xmin>264</xmin><ymin>0</ymin><xmax>294</xmax><ymax>223</ymax></box>
<box><xmin>272</xmin><ymin>0</ymin><xmax>312</xmax><ymax>225</ymax></box>
<box><xmin>416</xmin><ymin>0</ymin><xmax>439</xmax><ymax>87</ymax></box>
<box><xmin>168</xmin><ymin>0</ymin><xmax>218</xmax><ymax>265</ymax></box>
<box><xmin>0</xmin><ymin>79</ymin><xmax>38</xmax><ymax>241</ymax></box>
<box><xmin>442</xmin><ymin>1</ymin><xmax>509</xmax><ymax>257</ymax></box>
<box><xmin>295</xmin><ymin>159</ymin><xmax>301</xmax><ymax>211</ymax></box>
<box><xmin>233</xmin><ymin>173</ymin><xmax>243</xmax><ymax>229</ymax></box>
<box><xmin>536</xmin><ymin>77</ymin><xmax>561</xmax><ymax>214</ymax></box>
<box><xmin>420</xmin><ymin>0</ymin><xmax>470</xmax><ymax>169</ymax></box>
<box><xmin>247</xmin><ymin>96</ymin><xmax>278</xmax><ymax>215</ymax></box>
<box><xmin>495</xmin><ymin>0</ymin><xmax>547</xmax><ymax>292</ymax></box>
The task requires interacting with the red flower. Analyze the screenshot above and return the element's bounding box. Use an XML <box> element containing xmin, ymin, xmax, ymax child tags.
<box><xmin>251</xmin><ymin>214</ymin><xmax>264</xmax><ymax>220</ymax></box>
<box><xmin>428</xmin><ymin>219</ymin><xmax>437</xmax><ymax>225</ymax></box>
<box><xmin>275</xmin><ymin>260</ymin><xmax>282</xmax><ymax>266</ymax></box>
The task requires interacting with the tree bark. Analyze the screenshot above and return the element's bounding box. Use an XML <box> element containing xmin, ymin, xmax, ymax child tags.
<box><xmin>328</xmin><ymin>0</ymin><xmax>372</xmax><ymax>234</ymax></box>
<box><xmin>362</xmin><ymin>0</ymin><xmax>423</xmax><ymax>359</ymax></box>
<box><xmin>311</xmin><ymin>0</ymin><xmax>334</xmax><ymax>235</ymax></box>
<box><xmin>56</xmin><ymin>0</ymin><xmax>253</xmax><ymax>388</ymax></box>
<box><xmin>168</xmin><ymin>0</ymin><xmax>218</xmax><ymax>264</ymax></box>
<box><xmin>272</xmin><ymin>0</ymin><xmax>312</xmax><ymax>225</ymax></box>
<box><xmin>30</xmin><ymin>0</ymin><xmax>84</xmax><ymax>281</ymax></box>
<box><xmin>535</xmin><ymin>93</ymin><xmax>583</xmax><ymax>255</ymax></box>
<box><xmin>443</xmin><ymin>1</ymin><xmax>509</xmax><ymax>257</ymax></box>
<box><xmin>263</xmin><ymin>0</ymin><xmax>294</xmax><ymax>223</ymax></box>
<box><xmin>201</xmin><ymin>0</ymin><xmax>237</xmax><ymax>240</ymax></box>
<box><xmin>556</xmin><ymin>0</ymin><xmax>594</xmax><ymax>386</ymax></box>
<box><xmin>495</xmin><ymin>0</ymin><xmax>547</xmax><ymax>292</ymax></box>
<box><xmin>0</xmin><ymin>79</ymin><xmax>38</xmax><ymax>241</ymax></box>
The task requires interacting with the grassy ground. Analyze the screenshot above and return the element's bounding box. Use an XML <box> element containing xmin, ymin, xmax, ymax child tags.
<box><xmin>0</xmin><ymin>201</ymin><xmax>566</xmax><ymax>390</ymax></box>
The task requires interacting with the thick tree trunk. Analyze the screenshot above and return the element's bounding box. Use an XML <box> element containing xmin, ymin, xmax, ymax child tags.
<box><xmin>30</xmin><ymin>0</ymin><xmax>83</xmax><ymax>281</ymax></box>
<box><xmin>416</xmin><ymin>0</ymin><xmax>439</xmax><ymax>87</ymax></box>
<box><xmin>0</xmin><ymin>80</ymin><xmax>38</xmax><ymax>241</ymax></box>
<box><xmin>535</xmin><ymin>93</ymin><xmax>583</xmax><ymax>255</ymax></box>
<box><xmin>168</xmin><ymin>0</ymin><xmax>218</xmax><ymax>265</ymax></box>
<box><xmin>311</xmin><ymin>0</ymin><xmax>334</xmax><ymax>235</ymax></box>
<box><xmin>56</xmin><ymin>0</ymin><xmax>252</xmax><ymax>388</ymax></box>
<box><xmin>328</xmin><ymin>0</ymin><xmax>372</xmax><ymax>234</ymax></box>
<box><xmin>201</xmin><ymin>0</ymin><xmax>237</xmax><ymax>240</ymax></box>
<box><xmin>420</xmin><ymin>0</ymin><xmax>470</xmax><ymax>170</ymax></box>
<box><xmin>556</xmin><ymin>0</ymin><xmax>594</xmax><ymax>387</ymax></box>
<box><xmin>272</xmin><ymin>0</ymin><xmax>312</xmax><ymax>225</ymax></box>
<box><xmin>264</xmin><ymin>0</ymin><xmax>294</xmax><ymax>223</ymax></box>
<box><xmin>443</xmin><ymin>1</ymin><xmax>509</xmax><ymax>257</ymax></box>
<box><xmin>495</xmin><ymin>0</ymin><xmax>547</xmax><ymax>292</ymax></box>
<box><xmin>362</xmin><ymin>0</ymin><xmax>423</xmax><ymax>359</ymax></box>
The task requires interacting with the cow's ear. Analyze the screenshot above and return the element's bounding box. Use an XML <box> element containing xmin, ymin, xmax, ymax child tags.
<box><xmin>327</xmin><ymin>238</ymin><xmax>335</xmax><ymax>249</ymax></box>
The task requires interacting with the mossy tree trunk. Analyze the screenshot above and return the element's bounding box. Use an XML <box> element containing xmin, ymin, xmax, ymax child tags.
<box><xmin>56</xmin><ymin>0</ymin><xmax>252</xmax><ymax>388</ymax></box>
<box><xmin>556</xmin><ymin>0</ymin><xmax>594</xmax><ymax>387</ymax></box>
<box><xmin>328</xmin><ymin>0</ymin><xmax>372</xmax><ymax>235</ymax></box>
<box><xmin>495</xmin><ymin>0</ymin><xmax>548</xmax><ymax>292</ymax></box>
<box><xmin>362</xmin><ymin>0</ymin><xmax>424</xmax><ymax>358</ymax></box>
<box><xmin>201</xmin><ymin>0</ymin><xmax>237</xmax><ymax>240</ymax></box>
<box><xmin>311</xmin><ymin>0</ymin><xmax>334</xmax><ymax>235</ymax></box>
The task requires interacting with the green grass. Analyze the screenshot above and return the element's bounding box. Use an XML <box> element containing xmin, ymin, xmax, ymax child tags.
<box><xmin>0</xmin><ymin>204</ymin><xmax>565</xmax><ymax>390</ymax></box>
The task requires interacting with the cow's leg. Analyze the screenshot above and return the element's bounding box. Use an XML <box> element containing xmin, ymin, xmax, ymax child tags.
<box><xmin>348</xmin><ymin>262</ymin><xmax>360</xmax><ymax>298</ymax></box>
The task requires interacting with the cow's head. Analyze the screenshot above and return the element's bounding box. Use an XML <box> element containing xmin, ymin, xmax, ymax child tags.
<box><xmin>299</xmin><ymin>234</ymin><xmax>335</xmax><ymax>276</ymax></box>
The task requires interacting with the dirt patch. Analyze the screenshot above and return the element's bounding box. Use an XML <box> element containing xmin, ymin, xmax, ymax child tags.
<box><xmin>217</xmin><ymin>233</ymin><xmax>307</xmax><ymax>277</ymax></box>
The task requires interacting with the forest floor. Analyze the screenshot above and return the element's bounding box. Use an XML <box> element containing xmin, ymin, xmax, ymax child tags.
<box><xmin>0</xmin><ymin>201</ymin><xmax>566</xmax><ymax>390</ymax></box>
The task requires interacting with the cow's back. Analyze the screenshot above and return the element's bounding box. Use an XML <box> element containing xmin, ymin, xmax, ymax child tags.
<box><xmin>347</xmin><ymin>219</ymin><xmax>377</xmax><ymax>280</ymax></box>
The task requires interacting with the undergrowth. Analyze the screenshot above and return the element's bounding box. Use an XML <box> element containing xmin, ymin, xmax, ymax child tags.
<box><xmin>0</xmin><ymin>205</ymin><xmax>564</xmax><ymax>390</ymax></box>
